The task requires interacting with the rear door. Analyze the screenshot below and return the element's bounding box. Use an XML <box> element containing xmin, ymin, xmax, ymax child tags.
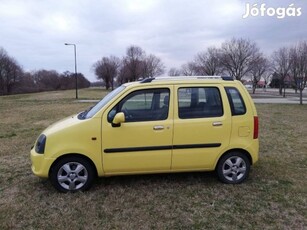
<box><xmin>172</xmin><ymin>84</ymin><xmax>232</xmax><ymax>170</ymax></box>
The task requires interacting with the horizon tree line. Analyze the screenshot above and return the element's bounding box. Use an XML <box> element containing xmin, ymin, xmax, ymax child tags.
<box><xmin>0</xmin><ymin>47</ymin><xmax>90</xmax><ymax>95</ymax></box>
<box><xmin>1</xmin><ymin>38</ymin><xmax>307</xmax><ymax>104</ymax></box>
<box><xmin>93</xmin><ymin>39</ymin><xmax>307</xmax><ymax>103</ymax></box>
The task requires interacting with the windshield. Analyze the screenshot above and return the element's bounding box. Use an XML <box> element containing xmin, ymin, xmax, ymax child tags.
<box><xmin>83</xmin><ymin>86</ymin><xmax>125</xmax><ymax>119</ymax></box>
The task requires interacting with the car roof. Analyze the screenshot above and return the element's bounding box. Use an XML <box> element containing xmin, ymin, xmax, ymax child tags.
<box><xmin>123</xmin><ymin>76</ymin><xmax>235</xmax><ymax>87</ymax></box>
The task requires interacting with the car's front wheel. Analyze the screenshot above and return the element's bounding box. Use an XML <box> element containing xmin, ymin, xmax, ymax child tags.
<box><xmin>50</xmin><ymin>156</ymin><xmax>95</xmax><ymax>192</ymax></box>
<box><xmin>216</xmin><ymin>152</ymin><xmax>250</xmax><ymax>184</ymax></box>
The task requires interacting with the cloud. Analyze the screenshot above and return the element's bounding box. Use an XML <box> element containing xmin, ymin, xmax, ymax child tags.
<box><xmin>0</xmin><ymin>0</ymin><xmax>306</xmax><ymax>81</ymax></box>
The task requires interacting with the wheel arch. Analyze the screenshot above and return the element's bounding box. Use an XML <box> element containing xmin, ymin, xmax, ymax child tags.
<box><xmin>215</xmin><ymin>148</ymin><xmax>253</xmax><ymax>170</ymax></box>
<box><xmin>49</xmin><ymin>153</ymin><xmax>98</xmax><ymax>178</ymax></box>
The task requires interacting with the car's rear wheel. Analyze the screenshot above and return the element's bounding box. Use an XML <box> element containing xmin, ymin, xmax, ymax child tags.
<box><xmin>50</xmin><ymin>156</ymin><xmax>95</xmax><ymax>192</ymax></box>
<box><xmin>217</xmin><ymin>152</ymin><xmax>250</xmax><ymax>184</ymax></box>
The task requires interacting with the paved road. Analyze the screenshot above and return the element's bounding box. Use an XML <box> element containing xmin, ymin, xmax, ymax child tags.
<box><xmin>252</xmin><ymin>97</ymin><xmax>307</xmax><ymax>104</ymax></box>
<box><xmin>249</xmin><ymin>89</ymin><xmax>307</xmax><ymax>104</ymax></box>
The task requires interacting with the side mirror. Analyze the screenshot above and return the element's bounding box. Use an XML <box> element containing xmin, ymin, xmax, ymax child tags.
<box><xmin>112</xmin><ymin>112</ymin><xmax>125</xmax><ymax>127</ymax></box>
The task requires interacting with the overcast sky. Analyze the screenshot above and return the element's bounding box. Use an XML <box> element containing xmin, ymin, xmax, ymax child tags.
<box><xmin>1</xmin><ymin>0</ymin><xmax>306</xmax><ymax>82</ymax></box>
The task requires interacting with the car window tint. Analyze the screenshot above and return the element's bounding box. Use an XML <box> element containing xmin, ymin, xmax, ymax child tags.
<box><xmin>225</xmin><ymin>87</ymin><xmax>246</xmax><ymax>115</ymax></box>
<box><xmin>178</xmin><ymin>87</ymin><xmax>223</xmax><ymax>119</ymax></box>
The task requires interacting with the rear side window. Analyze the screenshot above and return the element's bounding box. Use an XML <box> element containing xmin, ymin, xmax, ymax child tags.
<box><xmin>225</xmin><ymin>87</ymin><xmax>246</xmax><ymax>116</ymax></box>
<box><xmin>178</xmin><ymin>87</ymin><xmax>223</xmax><ymax>119</ymax></box>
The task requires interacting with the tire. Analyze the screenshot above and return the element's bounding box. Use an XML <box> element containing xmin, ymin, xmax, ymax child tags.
<box><xmin>216</xmin><ymin>152</ymin><xmax>250</xmax><ymax>184</ymax></box>
<box><xmin>50</xmin><ymin>156</ymin><xmax>95</xmax><ymax>192</ymax></box>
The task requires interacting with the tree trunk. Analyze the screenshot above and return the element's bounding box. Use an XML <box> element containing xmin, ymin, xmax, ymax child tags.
<box><xmin>299</xmin><ymin>89</ymin><xmax>303</xmax><ymax>105</ymax></box>
<box><xmin>279</xmin><ymin>85</ymin><xmax>282</xmax><ymax>95</ymax></box>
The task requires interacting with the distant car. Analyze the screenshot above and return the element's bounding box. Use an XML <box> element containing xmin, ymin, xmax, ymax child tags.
<box><xmin>245</xmin><ymin>84</ymin><xmax>252</xmax><ymax>89</ymax></box>
<box><xmin>31</xmin><ymin>76</ymin><xmax>259</xmax><ymax>192</ymax></box>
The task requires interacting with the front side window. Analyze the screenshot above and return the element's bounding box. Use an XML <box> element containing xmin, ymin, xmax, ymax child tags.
<box><xmin>225</xmin><ymin>87</ymin><xmax>246</xmax><ymax>116</ymax></box>
<box><xmin>108</xmin><ymin>88</ymin><xmax>170</xmax><ymax>122</ymax></box>
<box><xmin>178</xmin><ymin>87</ymin><xmax>223</xmax><ymax>119</ymax></box>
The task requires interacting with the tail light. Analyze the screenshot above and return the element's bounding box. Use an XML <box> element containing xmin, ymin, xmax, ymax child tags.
<box><xmin>253</xmin><ymin>116</ymin><xmax>259</xmax><ymax>139</ymax></box>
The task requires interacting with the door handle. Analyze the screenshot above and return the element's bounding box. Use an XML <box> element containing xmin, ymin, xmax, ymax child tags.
<box><xmin>153</xmin><ymin>125</ymin><xmax>164</xmax><ymax>130</ymax></box>
<box><xmin>212</xmin><ymin>121</ymin><xmax>223</xmax><ymax>127</ymax></box>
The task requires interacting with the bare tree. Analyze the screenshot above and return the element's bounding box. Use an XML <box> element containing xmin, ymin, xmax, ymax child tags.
<box><xmin>93</xmin><ymin>56</ymin><xmax>120</xmax><ymax>90</ymax></box>
<box><xmin>59</xmin><ymin>71</ymin><xmax>90</xmax><ymax>90</ymax></box>
<box><xmin>194</xmin><ymin>47</ymin><xmax>222</xmax><ymax>75</ymax></box>
<box><xmin>220</xmin><ymin>38</ymin><xmax>260</xmax><ymax>80</ymax></box>
<box><xmin>117</xmin><ymin>61</ymin><xmax>129</xmax><ymax>85</ymax></box>
<box><xmin>271</xmin><ymin>47</ymin><xmax>292</xmax><ymax>97</ymax></box>
<box><xmin>0</xmin><ymin>48</ymin><xmax>23</xmax><ymax>95</ymax></box>
<box><xmin>289</xmin><ymin>46</ymin><xmax>300</xmax><ymax>94</ymax></box>
<box><xmin>13</xmin><ymin>72</ymin><xmax>35</xmax><ymax>93</ymax></box>
<box><xmin>289</xmin><ymin>41</ymin><xmax>307</xmax><ymax>104</ymax></box>
<box><xmin>142</xmin><ymin>54</ymin><xmax>165</xmax><ymax>78</ymax></box>
<box><xmin>32</xmin><ymin>70</ymin><xmax>60</xmax><ymax>91</ymax></box>
<box><xmin>250</xmin><ymin>55</ymin><xmax>269</xmax><ymax>94</ymax></box>
<box><xmin>180</xmin><ymin>62</ymin><xmax>198</xmax><ymax>76</ymax></box>
<box><xmin>168</xmin><ymin>67</ymin><xmax>181</xmax><ymax>76</ymax></box>
<box><xmin>0</xmin><ymin>47</ymin><xmax>91</xmax><ymax>95</ymax></box>
<box><xmin>122</xmin><ymin>45</ymin><xmax>145</xmax><ymax>82</ymax></box>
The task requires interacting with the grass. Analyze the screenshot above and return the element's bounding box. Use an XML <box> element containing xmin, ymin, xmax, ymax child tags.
<box><xmin>0</xmin><ymin>88</ymin><xmax>306</xmax><ymax>229</ymax></box>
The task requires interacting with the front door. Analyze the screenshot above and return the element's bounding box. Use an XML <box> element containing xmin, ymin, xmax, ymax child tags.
<box><xmin>102</xmin><ymin>87</ymin><xmax>173</xmax><ymax>174</ymax></box>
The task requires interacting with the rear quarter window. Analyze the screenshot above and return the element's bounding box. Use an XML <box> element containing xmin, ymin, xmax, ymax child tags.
<box><xmin>225</xmin><ymin>87</ymin><xmax>246</xmax><ymax>116</ymax></box>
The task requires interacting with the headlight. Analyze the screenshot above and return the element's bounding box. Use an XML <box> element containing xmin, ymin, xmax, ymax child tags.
<box><xmin>35</xmin><ymin>134</ymin><xmax>47</xmax><ymax>154</ymax></box>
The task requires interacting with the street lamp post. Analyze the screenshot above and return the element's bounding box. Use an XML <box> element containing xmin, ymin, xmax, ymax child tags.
<box><xmin>64</xmin><ymin>43</ymin><xmax>78</xmax><ymax>99</ymax></box>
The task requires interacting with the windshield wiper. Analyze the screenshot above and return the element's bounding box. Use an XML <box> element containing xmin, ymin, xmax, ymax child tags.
<box><xmin>77</xmin><ymin>106</ymin><xmax>93</xmax><ymax>120</ymax></box>
<box><xmin>77</xmin><ymin>111</ymin><xmax>87</xmax><ymax>120</ymax></box>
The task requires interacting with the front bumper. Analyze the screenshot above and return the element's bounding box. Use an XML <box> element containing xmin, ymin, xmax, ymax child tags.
<box><xmin>30</xmin><ymin>148</ymin><xmax>55</xmax><ymax>178</ymax></box>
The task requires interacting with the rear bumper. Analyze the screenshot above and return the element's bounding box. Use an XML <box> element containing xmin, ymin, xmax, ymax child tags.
<box><xmin>248</xmin><ymin>139</ymin><xmax>259</xmax><ymax>165</ymax></box>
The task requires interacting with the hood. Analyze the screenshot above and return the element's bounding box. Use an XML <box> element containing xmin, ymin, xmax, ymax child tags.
<box><xmin>42</xmin><ymin>114</ymin><xmax>81</xmax><ymax>136</ymax></box>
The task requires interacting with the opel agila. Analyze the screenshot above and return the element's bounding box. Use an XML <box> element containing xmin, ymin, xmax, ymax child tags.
<box><xmin>30</xmin><ymin>76</ymin><xmax>259</xmax><ymax>192</ymax></box>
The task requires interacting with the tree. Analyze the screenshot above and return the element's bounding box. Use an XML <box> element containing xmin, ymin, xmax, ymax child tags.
<box><xmin>289</xmin><ymin>41</ymin><xmax>307</xmax><ymax>104</ymax></box>
<box><xmin>13</xmin><ymin>72</ymin><xmax>36</xmax><ymax>94</ymax></box>
<box><xmin>220</xmin><ymin>38</ymin><xmax>260</xmax><ymax>80</ymax></box>
<box><xmin>29</xmin><ymin>70</ymin><xmax>90</xmax><ymax>92</ymax></box>
<box><xmin>141</xmin><ymin>54</ymin><xmax>165</xmax><ymax>78</ymax></box>
<box><xmin>122</xmin><ymin>45</ymin><xmax>145</xmax><ymax>82</ymax></box>
<box><xmin>32</xmin><ymin>69</ymin><xmax>60</xmax><ymax>91</ymax></box>
<box><xmin>59</xmin><ymin>71</ymin><xmax>73</xmax><ymax>90</ymax></box>
<box><xmin>0</xmin><ymin>47</ymin><xmax>91</xmax><ymax>95</ymax></box>
<box><xmin>117</xmin><ymin>61</ymin><xmax>129</xmax><ymax>85</ymax></box>
<box><xmin>59</xmin><ymin>71</ymin><xmax>90</xmax><ymax>90</ymax></box>
<box><xmin>194</xmin><ymin>47</ymin><xmax>222</xmax><ymax>75</ymax></box>
<box><xmin>0</xmin><ymin>47</ymin><xmax>23</xmax><ymax>95</ymax></box>
<box><xmin>269</xmin><ymin>72</ymin><xmax>281</xmax><ymax>88</ymax></box>
<box><xmin>116</xmin><ymin>45</ymin><xmax>166</xmax><ymax>82</ymax></box>
<box><xmin>76</xmin><ymin>73</ymin><xmax>91</xmax><ymax>89</ymax></box>
<box><xmin>271</xmin><ymin>47</ymin><xmax>292</xmax><ymax>97</ymax></box>
<box><xmin>168</xmin><ymin>67</ymin><xmax>181</xmax><ymax>76</ymax></box>
<box><xmin>93</xmin><ymin>56</ymin><xmax>120</xmax><ymax>90</ymax></box>
<box><xmin>249</xmin><ymin>54</ymin><xmax>269</xmax><ymax>94</ymax></box>
<box><xmin>180</xmin><ymin>62</ymin><xmax>198</xmax><ymax>76</ymax></box>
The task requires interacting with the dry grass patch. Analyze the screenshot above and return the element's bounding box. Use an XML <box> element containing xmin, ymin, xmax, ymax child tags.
<box><xmin>0</xmin><ymin>90</ymin><xmax>306</xmax><ymax>229</ymax></box>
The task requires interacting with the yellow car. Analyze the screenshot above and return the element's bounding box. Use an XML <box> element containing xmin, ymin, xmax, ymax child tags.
<box><xmin>31</xmin><ymin>76</ymin><xmax>259</xmax><ymax>192</ymax></box>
